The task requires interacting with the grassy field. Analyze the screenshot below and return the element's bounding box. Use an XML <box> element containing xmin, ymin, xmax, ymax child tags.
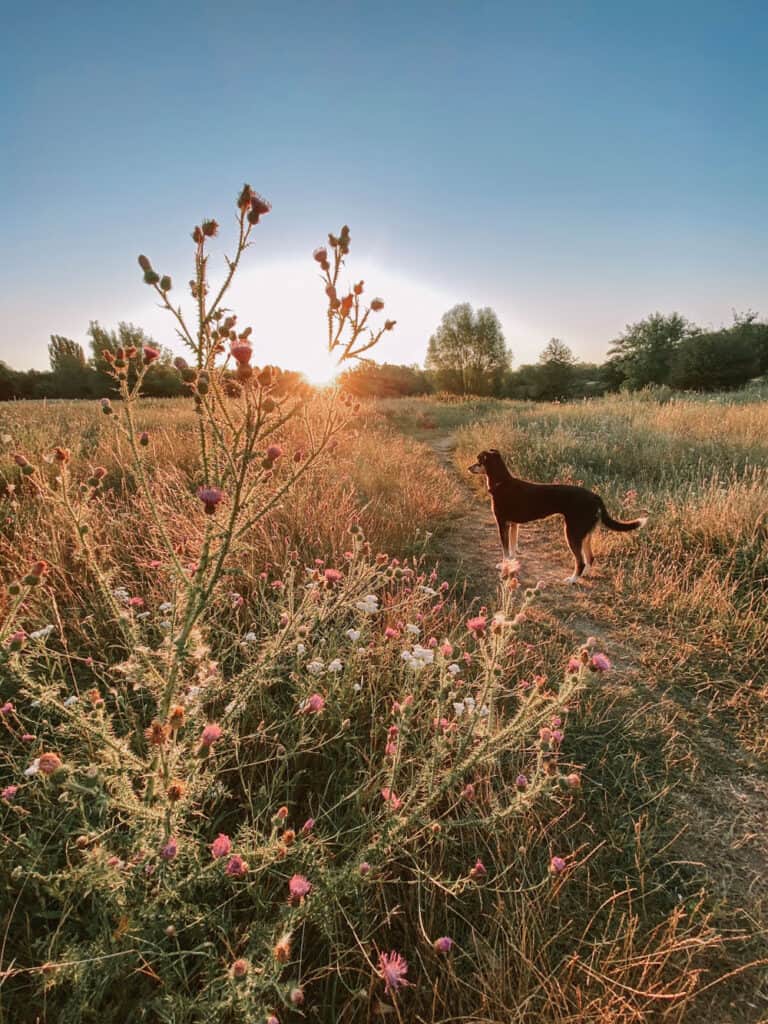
<box><xmin>1</xmin><ymin>390</ymin><xmax>766</xmax><ymax>1022</ymax></box>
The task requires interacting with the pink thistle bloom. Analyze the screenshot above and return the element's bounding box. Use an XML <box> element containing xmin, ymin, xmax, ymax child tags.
<box><xmin>1</xmin><ymin>785</ymin><xmax>19</xmax><ymax>801</ymax></box>
<box><xmin>552</xmin><ymin>729</ymin><xmax>564</xmax><ymax>745</ymax></box>
<box><xmin>197</xmin><ymin>486</ymin><xmax>224</xmax><ymax>515</ymax></box>
<box><xmin>200</xmin><ymin>722</ymin><xmax>223</xmax><ymax>748</ymax></box>
<box><xmin>289</xmin><ymin>986</ymin><xmax>305</xmax><ymax>1006</ymax></box>
<box><xmin>359</xmin><ymin>861</ymin><xmax>371</xmax><ymax>876</ymax></box>
<box><xmin>230</xmin><ymin>342</ymin><xmax>253</xmax><ymax>366</ymax></box>
<box><xmin>0</xmin><ymin>701</ymin><xmax>14</xmax><ymax>715</ymax></box>
<box><xmin>402</xmin><ymin>694</ymin><xmax>414</xmax><ymax>708</ymax></box>
<box><xmin>323</xmin><ymin>568</ymin><xmax>343</xmax><ymax>583</ymax></box>
<box><xmin>21</xmin><ymin>733</ymin><xmax>34</xmax><ymax>742</ymax></box>
<box><xmin>267</xmin><ymin>1016</ymin><xmax>280</xmax><ymax>1024</ymax></box>
<box><xmin>384</xmin><ymin>626</ymin><xmax>399</xmax><ymax>639</ymax></box>
<box><xmin>142</xmin><ymin>345</ymin><xmax>160</xmax><ymax>365</ymax></box>
<box><xmin>385</xmin><ymin>741</ymin><xmax>398</xmax><ymax>757</ymax></box>
<box><xmin>160</xmin><ymin>837</ymin><xmax>178</xmax><ymax>860</ymax></box>
<box><xmin>590</xmin><ymin>652</ymin><xmax>611</xmax><ymax>672</ymax></box>
<box><xmin>469</xmin><ymin>858</ymin><xmax>487</xmax><ymax>879</ymax></box>
<box><xmin>128</xmin><ymin>596</ymin><xmax>145</xmax><ymax>608</ymax></box>
<box><xmin>225</xmin><ymin>855</ymin><xmax>249</xmax><ymax>878</ymax></box>
<box><xmin>461</xmin><ymin>783</ymin><xmax>476</xmax><ymax>801</ymax></box>
<box><xmin>427</xmin><ymin>636</ymin><xmax>438</xmax><ymax>648</ymax></box>
<box><xmin>301</xmin><ymin>817</ymin><xmax>315</xmax><ymax>834</ymax></box>
<box><xmin>467</xmin><ymin>615</ymin><xmax>487</xmax><ymax>637</ymax></box>
<box><xmin>515</xmin><ymin>774</ymin><xmax>528</xmax><ymax>791</ymax></box>
<box><xmin>567</xmin><ymin>657</ymin><xmax>581</xmax><ymax>673</ymax></box>
<box><xmin>266</xmin><ymin>444</ymin><xmax>283</xmax><ymax>461</ymax></box>
<box><xmin>378</xmin><ymin>950</ymin><xmax>410</xmax><ymax>993</ymax></box>
<box><xmin>303</xmin><ymin>693</ymin><xmax>325</xmax><ymax>714</ymax></box>
<box><xmin>433</xmin><ymin>936</ymin><xmax>453</xmax><ymax>953</ymax></box>
<box><xmin>230</xmin><ymin>957</ymin><xmax>249</xmax><ymax>978</ymax></box>
<box><xmin>210</xmin><ymin>833</ymin><xmax>232</xmax><ymax>859</ymax></box>
<box><xmin>381</xmin><ymin>787</ymin><xmax>403</xmax><ymax>811</ymax></box>
<box><xmin>552</xmin><ymin>716</ymin><xmax>562</xmax><ymax>727</ymax></box>
<box><xmin>550</xmin><ymin>855</ymin><xmax>567</xmax><ymax>875</ymax></box>
<box><xmin>275</xmin><ymin>805</ymin><xmax>289</xmax><ymax>820</ymax></box>
<box><xmin>271</xmin><ymin>580</ymin><xmax>284</xmax><ymax>590</ymax></box>
<box><xmin>440</xmin><ymin>642</ymin><xmax>453</xmax><ymax>657</ymax></box>
<box><xmin>288</xmin><ymin>873</ymin><xmax>312</xmax><ymax>901</ymax></box>
<box><xmin>539</xmin><ymin>727</ymin><xmax>553</xmax><ymax>744</ymax></box>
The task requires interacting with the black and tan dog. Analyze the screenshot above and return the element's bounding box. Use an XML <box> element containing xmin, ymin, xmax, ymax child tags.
<box><xmin>469</xmin><ymin>449</ymin><xmax>647</xmax><ymax>582</ymax></box>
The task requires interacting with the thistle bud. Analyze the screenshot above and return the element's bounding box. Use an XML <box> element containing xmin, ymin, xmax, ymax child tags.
<box><xmin>237</xmin><ymin>183</ymin><xmax>253</xmax><ymax>210</ymax></box>
<box><xmin>384</xmin><ymin>320</ymin><xmax>396</xmax><ymax>331</ymax></box>
<box><xmin>247</xmin><ymin>193</ymin><xmax>271</xmax><ymax>224</ymax></box>
<box><xmin>143</xmin><ymin>346</ymin><xmax>160</xmax><ymax>366</ymax></box>
<box><xmin>173</xmin><ymin>357</ymin><xmax>188</xmax><ymax>371</ymax></box>
<box><xmin>262</xmin><ymin>397</ymin><xmax>276</xmax><ymax>413</ymax></box>
<box><xmin>9</xmin><ymin>630</ymin><xmax>26</xmax><ymax>651</ymax></box>
<box><xmin>143</xmin><ymin>270</ymin><xmax>160</xmax><ymax>286</ymax></box>
<box><xmin>313</xmin><ymin>246</ymin><xmax>330</xmax><ymax>270</ymax></box>
<box><xmin>370</xmin><ymin>298</ymin><xmax>384</xmax><ymax>312</ymax></box>
<box><xmin>137</xmin><ymin>255</ymin><xmax>152</xmax><ymax>272</ymax></box>
<box><xmin>257</xmin><ymin>366</ymin><xmax>273</xmax><ymax>388</ymax></box>
<box><xmin>100</xmin><ymin>398</ymin><xmax>113</xmax><ymax>415</ymax></box>
<box><xmin>124</xmin><ymin>346</ymin><xmax>137</xmax><ymax>359</ymax></box>
<box><xmin>196</xmin><ymin>372</ymin><xmax>210</xmax><ymax>396</ymax></box>
<box><xmin>160</xmin><ymin>275</ymin><xmax>172</xmax><ymax>292</ymax></box>
<box><xmin>202</xmin><ymin>219</ymin><xmax>219</xmax><ymax>237</ymax></box>
<box><xmin>192</xmin><ymin>226</ymin><xmax>204</xmax><ymax>244</ymax></box>
<box><xmin>139</xmin><ymin>431</ymin><xmax>149</xmax><ymax>447</ymax></box>
<box><xmin>102</xmin><ymin>349</ymin><xmax>115</xmax><ymax>364</ymax></box>
<box><xmin>353</xmin><ymin>280</ymin><xmax>364</xmax><ymax>295</ymax></box>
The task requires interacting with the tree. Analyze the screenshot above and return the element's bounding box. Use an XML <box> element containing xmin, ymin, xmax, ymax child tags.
<box><xmin>536</xmin><ymin>338</ymin><xmax>577</xmax><ymax>400</ymax></box>
<box><xmin>339</xmin><ymin>362</ymin><xmax>432</xmax><ymax>398</ymax></box>
<box><xmin>607</xmin><ymin>312</ymin><xmax>696</xmax><ymax>389</ymax></box>
<box><xmin>425</xmin><ymin>303</ymin><xmax>511</xmax><ymax>395</ymax></box>
<box><xmin>48</xmin><ymin>335</ymin><xmax>95</xmax><ymax>398</ymax></box>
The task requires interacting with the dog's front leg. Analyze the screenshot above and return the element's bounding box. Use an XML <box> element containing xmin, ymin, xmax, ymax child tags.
<box><xmin>508</xmin><ymin>523</ymin><xmax>519</xmax><ymax>556</ymax></box>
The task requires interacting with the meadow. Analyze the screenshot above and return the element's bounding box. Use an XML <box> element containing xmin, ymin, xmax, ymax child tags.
<box><xmin>1</xmin><ymin>387</ymin><xmax>766</xmax><ymax>1023</ymax></box>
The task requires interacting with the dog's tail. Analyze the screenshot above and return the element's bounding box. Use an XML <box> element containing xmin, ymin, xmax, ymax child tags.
<box><xmin>598</xmin><ymin>500</ymin><xmax>648</xmax><ymax>533</ymax></box>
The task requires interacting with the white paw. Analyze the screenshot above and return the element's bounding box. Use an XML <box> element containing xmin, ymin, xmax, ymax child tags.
<box><xmin>564</xmin><ymin>575</ymin><xmax>580</xmax><ymax>584</ymax></box>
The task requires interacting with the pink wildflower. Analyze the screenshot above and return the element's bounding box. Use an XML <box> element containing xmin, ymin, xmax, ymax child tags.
<box><xmin>197</xmin><ymin>486</ymin><xmax>224</xmax><ymax>515</ymax></box>
<box><xmin>567</xmin><ymin>657</ymin><xmax>581</xmax><ymax>673</ymax></box>
<box><xmin>515</xmin><ymin>774</ymin><xmax>528</xmax><ymax>791</ymax></box>
<box><xmin>550</xmin><ymin>855</ymin><xmax>567</xmax><ymax>875</ymax></box>
<box><xmin>301</xmin><ymin>817</ymin><xmax>315</xmax><ymax>834</ymax></box>
<box><xmin>230</xmin><ymin>342</ymin><xmax>253</xmax><ymax>366</ymax></box>
<box><xmin>211</xmin><ymin>834</ymin><xmax>232</xmax><ymax>859</ymax></box>
<box><xmin>467</xmin><ymin>614</ymin><xmax>487</xmax><ymax>637</ymax></box>
<box><xmin>385</xmin><ymin>741</ymin><xmax>397</xmax><ymax>757</ymax></box>
<box><xmin>461</xmin><ymin>783</ymin><xmax>476</xmax><ymax>801</ymax></box>
<box><xmin>225</xmin><ymin>855</ymin><xmax>249</xmax><ymax>878</ymax></box>
<box><xmin>384</xmin><ymin>626</ymin><xmax>399</xmax><ymax>639</ymax></box>
<box><xmin>590</xmin><ymin>652</ymin><xmax>611</xmax><ymax>672</ymax></box>
<box><xmin>288</xmin><ymin>873</ymin><xmax>312</xmax><ymax>902</ymax></box>
<box><xmin>128</xmin><ymin>596</ymin><xmax>144</xmax><ymax>608</ymax></box>
<box><xmin>440</xmin><ymin>642</ymin><xmax>453</xmax><ymax>657</ymax></box>
<box><xmin>359</xmin><ymin>861</ymin><xmax>371</xmax><ymax>876</ymax></box>
<box><xmin>323</xmin><ymin>568</ymin><xmax>343</xmax><ymax>583</ymax></box>
<box><xmin>1</xmin><ymin>785</ymin><xmax>19</xmax><ymax>801</ymax></box>
<box><xmin>160</xmin><ymin>837</ymin><xmax>178</xmax><ymax>860</ymax></box>
<box><xmin>378</xmin><ymin>950</ymin><xmax>410</xmax><ymax>993</ymax></box>
<box><xmin>230</xmin><ymin>957</ymin><xmax>249</xmax><ymax>978</ymax></box>
<box><xmin>433</xmin><ymin>936</ymin><xmax>453</xmax><ymax>953</ymax></box>
<box><xmin>200</xmin><ymin>722</ymin><xmax>223</xmax><ymax>748</ymax></box>
<box><xmin>266</xmin><ymin>444</ymin><xmax>283</xmax><ymax>461</ymax></box>
<box><xmin>469</xmin><ymin>858</ymin><xmax>487</xmax><ymax>879</ymax></box>
<box><xmin>381</xmin><ymin>787</ymin><xmax>403</xmax><ymax>811</ymax></box>
<box><xmin>303</xmin><ymin>693</ymin><xmax>325</xmax><ymax>714</ymax></box>
<box><xmin>0</xmin><ymin>701</ymin><xmax>14</xmax><ymax>715</ymax></box>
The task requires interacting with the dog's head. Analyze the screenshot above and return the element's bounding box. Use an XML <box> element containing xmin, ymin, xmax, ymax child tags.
<box><xmin>468</xmin><ymin>449</ymin><xmax>504</xmax><ymax>476</ymax></box>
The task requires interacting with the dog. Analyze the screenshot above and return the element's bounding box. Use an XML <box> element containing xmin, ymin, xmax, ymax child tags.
<box><xmin>468</xmin><ymin>449</ymin><xmax>647</xmax><ymax>582</ymax></box>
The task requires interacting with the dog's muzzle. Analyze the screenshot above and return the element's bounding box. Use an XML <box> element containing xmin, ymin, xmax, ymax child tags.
<box><xmin>468</xmin><ymin>463</ymin><xmax>484</xmax><ymax>475</ymax></box>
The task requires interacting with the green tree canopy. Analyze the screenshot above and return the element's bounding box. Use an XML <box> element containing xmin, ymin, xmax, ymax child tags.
<box><xmin>425</xmin><ymin>303</ymin><xmax>511</xmax><ymax>395</ymax></box>
<box><xmin>607</xmin><ymin>312</ymin><xmax>696</xmax><ymax>389</ymax></box>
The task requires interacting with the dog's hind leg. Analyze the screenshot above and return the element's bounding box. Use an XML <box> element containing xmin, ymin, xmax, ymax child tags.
<box><xmin>563</xmin><ymin>520</ymin><xmax>587</xmax><ymax>583</ymax></box>
<box><xmin>508</xmin><ymin>523</ymin><xmax>519</xmax><ymax>556</ymax></box>
<box><xmin>581</xmin><ymin>531</ymin><xmax>594</xmax><ymax>575</ymax></box>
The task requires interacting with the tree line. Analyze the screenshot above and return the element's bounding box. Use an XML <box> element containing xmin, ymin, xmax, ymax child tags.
<box><xmin>339</xmin><ymin>304</ymin><xmax>768</xmax><ymax>399</ymax></box>
<box><xmin>0</xmin><ymin>323</ymin><xmax>308</xmax><ymax>401</ymax></box>
<box><xmin>2</xmin><ymin>305</ymin><xmax>767</xmax><ymax>402</ymax></box>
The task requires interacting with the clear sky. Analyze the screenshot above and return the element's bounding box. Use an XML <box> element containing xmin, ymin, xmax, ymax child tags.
<box><xmin>3</xmin><ymin>1</ymin><xmax>767</xmax><ymax>382</ymax></box>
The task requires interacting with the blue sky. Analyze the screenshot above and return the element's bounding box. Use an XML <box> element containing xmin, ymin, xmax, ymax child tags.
<box><xmin>3</xmin><ymin>1</ymin><xmax>767</xmax><ymax>380</ymax></box>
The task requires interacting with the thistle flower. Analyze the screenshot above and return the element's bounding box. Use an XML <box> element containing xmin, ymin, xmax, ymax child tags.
<box><xmin>467</xmin><ymin>614</ymin><xmax>487</xmax><ymax>637</ymax></box>
<box><xmin>200</xmin><ymin>722</ymin><xmax>223</xmax><ymax>748</ymax></box>
<box><xmin>590</xmin><ymin>652</ymin><xmax>611</xmax><ymax>672</ymax></box>
<box><xmin>145</xmin><ymin>720</ymin><xmax>169</xmax><ymax>746</ymax></box>
<box><xmin>324</xmin><ymin>568</ymin><xmax>343</xmax><ymax>583</ymax></box>
<box><xmin>1</xmin><ymin>785</ymin><xmax>19</xmax><ymax>801</ymax></box>
<box><xmin>168</xmin><ymin>705</ymin><xmax>185</xmax><ymax>730</ymax></box>
<box><xmin>142</xmin><ymin>346</ymin><xmax>160</xmax><ymax>365</ymax></box>
<box><xmin>160</xmin><ymin>837</ymin><xmax>178</xmax><ymax>860</ymax></box>
<box><xmin>469</xmin><ymin>858</ymin><xmax>487</xmax><ymax>879</ymax></box>
<box><xmin>302</xmin><ymin>817</ymin><xmax>315</xmax><ymax>834</ymax></box>
<box><xmin>289</xmin><ymin>987</ymin><xmax>305</xmax><ymax>1006</ymax></box>
<box><xmin>515</xmin><ymin>774</ymin><xmax>528</xmax><ymax>791</ymax></box>
<box><xmin>247</xmin><ymin>193</ymin><xmax>271</xmax><ymax>224</ymax></box>
<box><xmin>211</xmin><ymin>834</ymin><xmax>232</xmax><ymax>859</ymax></box>
<box><xmin>230</xmin><ymin>958</ymin><xmax>249</xmax><ymax>979</ymax></box>
<box><xmin>359</xmin><ymin>861</ymin><xmax>371</xmax><ymax>876</ymax></box>
<box><xmin>197</xmin><ymin>486</ymin><xmax>224</xmax><ymax>515</ymax></box>
<box><xmin>202</xmin><ymin>219</ymin><xmax>219</xmax><ymax>237</ymax></box>
<box><xmin>370</xmin><ymin>298</ymin><xmax>385</xmax><ymax>311</ymax></box>
<box><xmin>230</xmin><ymin>342</ymin><xmax>253</xmax><ymax>366</ymax></box>
<box><xmin>265</xmin><ymin>444</ymin><xmax>282</xmax><ymax>461</ymax></box>
<box><xmin>288</xmin><ymin>873</ymin><xmax>312</xmax><ymax>902</ymax></box>
<box><xmin>38</xmin><ymin>752</ymin><xmax>62</xmax><ymax>775</ymax></box>
<box><xmin>550</xmin><ymin>855</ymin><xmax>567</xmax><ymax>875</ymax></box>
<box><xmin>433</xmin><ymin>936</ymin><xmax>453</xmax><ymax>953</ymax></box>
<box><xmin>225</xmin><ymin>855</ymin><xmax>249</xmax><ymax>877</ymax></box>
<box><xmin>377</xmin><ymin>950</ymin><xmax>410</xmax><ymax>993</ymax></box>
<box><xmin>166</xmin><ymin>780</ymin><xmax>186</xmax><ymax>802</ymax></box>
<box><xmin>381</xmin><ymin>787</ymin><xmax>403</xmax><ymax>811</ymax></box>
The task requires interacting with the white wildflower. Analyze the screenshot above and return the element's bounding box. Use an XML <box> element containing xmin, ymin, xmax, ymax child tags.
<box><xmin>24</xmin><ymin>759</ymin><xmax>40</xmax><ymax>777</ymax></box>
<box><xmin>327</xmin><ymin>658</ymin><xmax>343</xmax><ymax>673</ymax></box>
<box><xmin>447</xmin><ymin>663</ymin><xmax>461</xmax><ymax>676</ymax></box>
<box><xmin>346</xmin><ymin>628</ymin><xmax>361</xmax><ymax>642</ymax></box>
<box><xmin>453</xmin><ymin>701</ymin><xmax>465</xmax><ymax>716</ymax></box>
<box><xmin>296</xmin><ymin>642</ymin><xmax>306</xmax><ymax>656</ymax></box>
<box><xmin>159</xmin><ymin>602</ymin><xmax>173</xmax><ymax>613</ymax></box>
<box><xmin>405</xmin><ymin>623</ymin><xmax>420</xmax><ymax>636</ymax></box>
<box><xmin>29</xmin><ymin>625</ymin><xmax>55</xmax><ymax>641</ymax></box>
<box><xmin>307</xmin><ymin>659</ymin><xmax>325</xmax><ymax>676</ymax></box>
<box><xmin>63</xmin><ymin>695</ymin><xmax>79</xmax><ymax>707</ymax></box>
<box><xmin>355</xmin><ymin>594</ymin><xmax>379</xmax><ymax>615</ymax></box>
